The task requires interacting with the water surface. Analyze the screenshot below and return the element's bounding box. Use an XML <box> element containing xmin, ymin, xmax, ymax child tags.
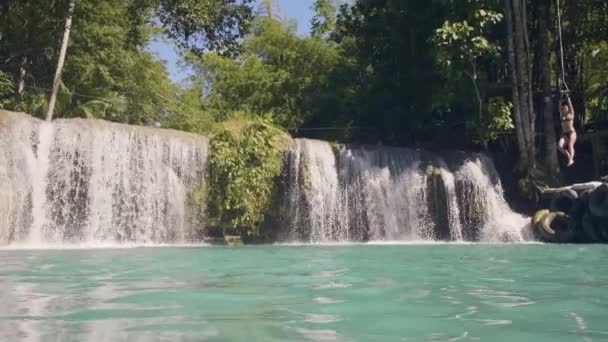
<box><xmin>1</xmin><ymin>244</ymin><xmax>607</xmax><ymax>341</ymax></box>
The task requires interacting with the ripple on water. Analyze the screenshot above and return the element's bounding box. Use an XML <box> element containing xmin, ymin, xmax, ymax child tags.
<box><xmin>468</xmin><ymin>287</ymin><xmax>535</xmax><ymax>308</ymax></box>
<box><xmin>310</xmin><ymin>282</ymin><xmax>352</xmax><ymax>290</ymax></box>
<box><xmin>0</xmin><ymin>244</ymin><xmax>606</xmax><ymax>341</ymax></box>
<box><xmin>311</xmin><ymin>269</ymin><xmax>347</xmax><ymax>278</ymax></box>
<box><xmin>304</xmin><ymin>313</ymin><xmax>342</xmax><ymax>324</ymax></box>
<box><xmin>427</xmin><ymin>331</ymin><xmax>470</xmax><ymax>342</ymax></box>
<box><xmin>313</xmin><ymin>297</ymin><xmax>343</xmax><ymax>304</ymax></box>
<box><xmin>471</xmin><ymin>319</ymin><xmax>512</xmax><ymax>326</ymax></box>
<box><xmin>293</xmin><ymin>327</ymin><xmax>343</xmax><ymax>342</ymax></box>
<box><xmin>398</xmin><ymin>289</ymin><xmax>431</xmax><ymax>300</ymax></box>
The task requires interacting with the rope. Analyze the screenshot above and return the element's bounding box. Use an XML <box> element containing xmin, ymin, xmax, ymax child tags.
<box><xmin>556</xmin><ymin>0</ymin><xmax>569</xmax><ymax>94</ymax></box>
<box><xmin>289</xmin><ymin>126</ymin><xmax>369</xmax><ymax>132</ymax></box>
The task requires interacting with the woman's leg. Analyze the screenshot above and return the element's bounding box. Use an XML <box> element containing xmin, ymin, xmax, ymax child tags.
<box><xmin>567</xmin><ymin>131</ymin><xmax>577</xmax><ymax>164</ymax></box>
<box><xmin>559</xmin><ymin>135</ymin><xmax>569</xmax><ymax>158</ymax></box>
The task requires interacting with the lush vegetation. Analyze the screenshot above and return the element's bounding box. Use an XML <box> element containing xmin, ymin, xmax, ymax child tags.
<box><xmin>1</xmin><ymin>0</ymin><xmax>607</xmax><ymax>235</ymax></box>
<box><xmin>207</xmin><ymin>117</ymin><xmax>290</xmax><ymax>236</ymax></box>
<box><xmin>0</xmin><ymin>0</ymin><xmax>253</xmax><ymax>123</ymax></box>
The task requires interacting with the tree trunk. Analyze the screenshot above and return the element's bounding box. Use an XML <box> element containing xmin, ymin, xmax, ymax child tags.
<box><xmin>575</xmin><ymin>54</ymin><xmax>586</xmax><ymax>130</ymax></box>
<box><xmin>506</xmin><ymin>0</ymin><xmax>536</xmax><ymax>172</ymax></box>
<box><xmin>538</xmin><ymin>0</ymin><xmax>560</xmax><ymax>184</ymax></box>
<box><xmin>504</xmin><ymin>0</ymin><xmax>529</xmax><ymax>168</ymax></box>
<box><xmin>466</xmin><ymin>68</ymin><xmax>487</xmax><ymax>149</ymax></box>
<box><xmin>16</xmin><ymin>56</ymin><xmax>28</xmax><ymax>99</ymax></box>
<box><xmin>521</xmin><ymin>0</ymin><xmax>535</xmax><ymax>161</ymax></box>
<box><xmin>46</xmin><ymin>0</ymin><xmax>75</xmax><ymax>122</ymax></box>
<box><xmin>512</xmin><ymin>0</ymin><xmax>534</xmax><ymax>167</ymax></box>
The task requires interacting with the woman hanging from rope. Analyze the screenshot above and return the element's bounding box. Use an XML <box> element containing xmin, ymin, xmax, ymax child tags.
<box><xmin>555</xmin><ymin>0</ymin><xmax>576</xmax><ymax>166</ymax></box>
<box><xmin>558</xmin><ymin>93</ymin><xmax>576</xmax><ymax>166</ymax></box>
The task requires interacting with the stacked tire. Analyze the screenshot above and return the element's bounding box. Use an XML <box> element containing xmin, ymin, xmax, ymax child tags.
<box><xmin>532</xmin><ymin>182</ymin><xmax>607</xmax><ymax>243</ymax></box>
<box><xmin>583</xmin><ymin>184</ymin><xmax>608</xmax><ymax>242</ymax></box>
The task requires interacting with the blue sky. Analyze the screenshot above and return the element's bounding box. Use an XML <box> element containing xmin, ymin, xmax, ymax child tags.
<box><xmin>148</xmin><ymin>0</ymin><xmax>315</xmax><ymax>82</ymax></box>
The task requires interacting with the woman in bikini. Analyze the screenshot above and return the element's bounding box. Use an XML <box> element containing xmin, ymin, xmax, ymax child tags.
<box><xmin>558</xmin><ymin>96</ymin><xmax>576</xmax><ymax>166</ymax></box>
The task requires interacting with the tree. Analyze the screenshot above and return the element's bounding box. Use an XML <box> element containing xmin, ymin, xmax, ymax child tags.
<box><xmin>0</xmin><ymin>0</ymin><xmax>64</xmax><ymax>106</ymax></box>
<box><xmin>334</xmin><ymin>0</ymin><xmax>444</xmax><ymax>145</ymax></box>
<box><xmin>311</xmin><ymin>0</ymin><xmax>338</xmax><ymax>37</ymax></box>
<box><xmin>433</xmin><ymin>9</ymin><xmax>505</xmax><ymax>147</ymax></box>
<box><xmin>504</xmin><ymin>0</ymin><xmax>535</xmax><ymax>171</ymax></box>
<box><xmin>155</xmin><ymin>0</ymin><xmax>255</xmax><ymax>56</ymax></box>
<box><xmin>46</xmin><ymin>0</ymin><xmax>75</xmax><ymax>121</ymax></box>
<box><xmin>0</xmin><ymin>0</ymin><xmax>255</xmax><ymax>122</ymax></box>
<box><xmin>0</xmin><ymin>70</ymin><xmax>13</xmax><ymax>108</ymax></box>
<box><xmin>190</xmin><ymin>16</ymin><xmax>342</xmax><ymax>128</ymax></box>
<box><xmin>536</xmin><ymin>0</ymin><xmax>560</xmax><ymax>183</ymax></box>
<box><xmin>561</xmin><ymin>0</ymin><xmax>608</xmax><ymax>129</ymax></box>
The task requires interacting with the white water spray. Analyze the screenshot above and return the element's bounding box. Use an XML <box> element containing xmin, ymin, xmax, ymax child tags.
<box><xmin>0</xmin><ymin>111</ymin><xmax>208</xmax><ymax>245</ymax></box>
<box><xmin>285</xmin><ymin>139</ymin><xmax>529</xmax><ymax>243</ymax></box>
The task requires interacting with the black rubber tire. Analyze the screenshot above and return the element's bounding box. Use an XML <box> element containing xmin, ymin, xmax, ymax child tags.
<box><xmin>579</xmin><ymin>189</ymin><xmax>594</xmax><ymax>201</ymax></box>
<box><xmin>581</xmin><ymin>212</ymin><xmax>601</xmax><ymax>243</ymax></box>
<box><xmin>595</xmin><ymin>218</ymin><xmax>608</xmax><ymax>242</ymax></box>
<box><xmin>589</xmin><ymin>185</ymin><xmax>608</xmax><ymax>218</ymax></box>
<box><xmin>570</xmin><ymin>200</ymin><xmax>588</xmax><ymax>220</ymax></box>
<box><xmin>550</xmin><ymin>189</ymin><xmax>579</xmax><ymax>214</ymax></box>
<box><xmin>537</xmin><ymin>212</ymin><xmax>577</xmax><ymax>243</ymax></box>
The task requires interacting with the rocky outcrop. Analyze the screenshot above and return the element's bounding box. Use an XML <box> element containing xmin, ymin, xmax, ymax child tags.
<box><xmin>532</xmin><ymin>181</ymin><xmax>608</xmax><ymax>243</ymax></box>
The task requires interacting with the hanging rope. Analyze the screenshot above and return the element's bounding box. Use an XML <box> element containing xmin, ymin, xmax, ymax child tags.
<box><xmin>556</xmin><ymin>0</ymin><xmax>569</xmax><ymax>94</ymax></box>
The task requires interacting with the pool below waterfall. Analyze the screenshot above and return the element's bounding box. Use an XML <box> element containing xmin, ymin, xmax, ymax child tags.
<box><xmin>1</xmin><ymin>244</ymin><xmax>606</xmax><ymax>341</ymax></box>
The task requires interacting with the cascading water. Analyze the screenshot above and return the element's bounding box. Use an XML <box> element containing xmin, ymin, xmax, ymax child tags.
<box><xmin>339</xmin><ymin>145</ymin><xmax>429</xmax><ymax>241</ymax></box>
<box><xmin>0</xmin><ymin>111</ymin><xmax>208</xmax><ymax>245</ymax></box>
<box><xmin>283</xmin><ymin>138</ymin><xmax>530</xmax><ymax>243</ymax></box>
<box><xmin>1</xmin><ymin>111</ymin><xmax>529</xmax><ymax>245</ymax></box>
<box><xmin>453</xmin><ymin>156</ymin><xmax>529</xmax><ymax>242</ymax></box>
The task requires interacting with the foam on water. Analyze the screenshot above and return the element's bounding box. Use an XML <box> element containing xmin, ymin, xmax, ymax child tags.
<box><xmin>0</xmin><ymin>242</ymin><xmax>212</xmax><ymax>251</ymax></box>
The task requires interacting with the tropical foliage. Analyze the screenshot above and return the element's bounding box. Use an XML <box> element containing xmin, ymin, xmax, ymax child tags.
<box><xmin>1</xmin><ymin>0</ymin><xmax>607</xmax><ymax>234</ymax></box>
<box><xmin>207</xmin><ymin>118</ymin><xmax>289</xmax><ymax>234</ymax></box>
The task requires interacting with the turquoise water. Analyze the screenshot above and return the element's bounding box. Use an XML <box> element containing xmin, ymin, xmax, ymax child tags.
<box><xmin>1</xmin><ymin>244</ymin><xmax>607</xmax><ymax>341</ymax></box>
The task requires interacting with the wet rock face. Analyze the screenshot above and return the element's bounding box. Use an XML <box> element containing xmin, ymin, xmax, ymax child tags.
<box><xmin>426</xmin><ymin>169</ymin><xmax>450</xmax><ymax>241</ymax></box>
<box><xmin>455</xmin><ymin>179</ymin><xmax>486</xmax><ymax>241</ymax></box>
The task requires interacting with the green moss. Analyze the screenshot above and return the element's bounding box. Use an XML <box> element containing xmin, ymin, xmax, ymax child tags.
<box><xmin>329</xmin><ymin>141</ymin><xmax>341</xmax><ymax>159</ymax></box>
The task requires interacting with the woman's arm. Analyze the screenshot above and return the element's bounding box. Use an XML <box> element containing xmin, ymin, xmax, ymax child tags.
<box><xmin>567</xmin><ymin>96</ymin><xmax>575</xmax><ymax>116</ymax></box>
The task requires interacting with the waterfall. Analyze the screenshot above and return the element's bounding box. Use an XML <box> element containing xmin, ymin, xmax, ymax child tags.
<box><xmin>454</xmin><ymin>156</ymin><xmax>529</xmax><ymax>242</ymax></box>
<box><xmin>0</xmin><ymin>111</ymin><xmax>208</xmax><ymax>245</ymax></box>
<box><xmin>283</xmin><ymin>138</ymin><xmax>529</xmax><ymax>243</ymax></box>
<box><xmin>1</xmin><ymin>111</ymin><xmax>529</xmax><ymax>245</ymax></box>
